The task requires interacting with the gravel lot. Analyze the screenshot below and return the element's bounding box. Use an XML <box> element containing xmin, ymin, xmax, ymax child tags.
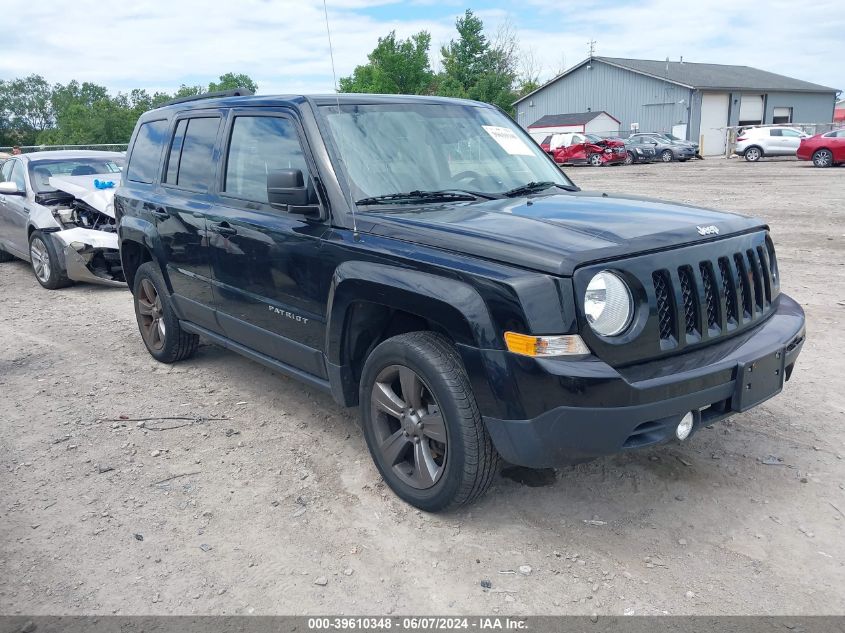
<box><xmin>1</xmin><ymin>157</ymin><xmax>843</xmax><ymax>616</ymax></box>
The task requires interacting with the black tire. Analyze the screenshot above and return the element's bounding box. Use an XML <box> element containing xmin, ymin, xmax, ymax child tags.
<box><xmin>624</xmin><ymin>152</ymin><xmax>634</xmax><ymax>166</ymax></box>
<box><xmin>359</xmin><ymin>332</ymin><xmax>499</xmax><ymax>511</ymax></box>
<box><xmin>0</xmin><ymin>247</ymin><xmax>14</xmax><ymax>262</ymax></box>
<box><xmin>660</xmin><ymin>149</ymin><xmax>674</xmax><ymax>163</ymax></box>
<box><xmin>28</xmin><ymin>230</ymin><xmax>72</xmax><ymax>289</ymax></box>
<box><xmin>588</xmin><ymin>153</ymin><xmax>603</xmax><ymax>167</ymax></box>
<box><xmin>812</xmin><ymin>149</ymin><xmax>833</xmax><ymax>168</ymax></box>
<box><xmin>132</xmin><ymin>261</ymin><xmax>198</xmax><ymax>363</ymax></box>
<box><xmin>744</xmin><ymin>146</ymin><xmax>763</xmax><ymax>162</ymax></box>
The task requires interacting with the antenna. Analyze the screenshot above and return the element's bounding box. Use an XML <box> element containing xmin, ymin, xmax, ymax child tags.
<box><xmin>587</xmin><ymin>39</ymin><xmax>596</xmax><ymax>59</ymax></box>
<box><xmin>322</xmin><ymin>0</ymin><xmax>358</xmax><ymax>236</ymax></box>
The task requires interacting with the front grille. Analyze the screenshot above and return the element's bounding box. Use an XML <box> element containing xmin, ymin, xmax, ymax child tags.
<box><xmin>651</xmin><ymin>240</ymin><xmax>777</xmax><ymax>348</ymax></box>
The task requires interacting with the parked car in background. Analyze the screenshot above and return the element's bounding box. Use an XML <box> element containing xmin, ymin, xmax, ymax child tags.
<box><xmin>539</xmin><ymin>135</ymin><xmax>552</xmax><ymax>154</ymax></box>
<box><xmin>0</xmin><ymin>150</ymin><xmax>125</xmax><ymax>288</ymax></box>
<box><xmin>549</xmin><ymin>132</ymin><xmax>626</xmax><ymax>166</ymax></box>
<box><xmin>736</xmin><ymin>126</ymin><xmax>808</xmax><ymax>162</ymax></box>
<box><xmin>796</xmin><ymin>129</ymin><xmax>845</xmax><ymax>167</ymax></box>
<box><xmin>661</xmin><ymin>132</ymin><xmax>701</xmax><ymax>157</ymax></box>
<box><xmin>622</xmin><ymin>137</ymin><xmax>657</xmax><ymax>164</ymax></box>
<box><xmin>628</xmin><ymin>133</ymin><xmax>696</xmax><ymax>162</ymax></box>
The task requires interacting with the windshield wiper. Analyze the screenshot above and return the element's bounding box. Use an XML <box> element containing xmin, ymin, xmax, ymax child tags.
<box><xmin>501</xmin><ymin>181</ymin><xmax>578</xmax><ymax>198</ymax></box>
<box><xmin>355</xmin><ymin>190</ymin><xmax>485</xmax><ymax>205</ymax></box>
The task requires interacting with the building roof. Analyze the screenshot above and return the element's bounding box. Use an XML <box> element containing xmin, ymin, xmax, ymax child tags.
<box><xmin>514</xmin><ymin>57</ymin><xmax>839</xmax><ymax>105</ymax></box>
<box><xmin>528</xmin><ymin>111</ymin><xmax>619</xmax><ymax>128</ymax></box>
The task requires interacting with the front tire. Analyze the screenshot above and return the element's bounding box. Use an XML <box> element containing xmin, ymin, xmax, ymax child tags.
<box><xmin>0</xmin><ymin>247</ymin><xmax>15</xmax><ymax>263</ymax></box>
<box><xmin>812</xmin><ymin>149</ymin><xmax>833</xmax><ymax>168</ymax></box>
<box><xmin>588</xmin><ymin>153</ymin><xmax>603</xmax><ymax>167</ymax></box>
<box><xmin>744</xmin><ymin>146</ymin><xmax>762</xmax><ymax>162</ymax></box>
<box><xmin>132</xmin><ymin>261</ymin><xmax>198</xmax><ymax>363</ymax></box>
<box><xmin>29</xmin><ymin>231</ymin><xmax>71</xmax><ymax>289</ymax></box>
<box><xmin>360</xmin><ymin>332</ymin><xmax>499</xmax><ymax>512</ymax></box>
<box><xmin>660</xmin><ymin>149</ymin><xmax>674</xmax><ymax>163</ymax></box>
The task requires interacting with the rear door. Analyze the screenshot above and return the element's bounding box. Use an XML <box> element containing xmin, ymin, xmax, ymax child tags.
<box><xmin>206</xmin><ymin>108</ymin><xmax>332</xmax><ymax>378</ymax></box>
<box><xmin>156</xmin><ymin>113</ymin><xmax>223</xmax><ymax>331</ymax></box>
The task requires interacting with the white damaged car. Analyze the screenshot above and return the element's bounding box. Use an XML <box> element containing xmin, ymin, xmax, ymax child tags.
<box><xmin>0</xmin><ymin>150</ymin><xmax>126</xmax><ymax>288</ymax></box>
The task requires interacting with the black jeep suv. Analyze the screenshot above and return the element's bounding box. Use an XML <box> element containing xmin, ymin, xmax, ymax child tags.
<box><xmin>115</xmin><ymin>92</ymin><xmax>805</xmax><ymax>511</ymax></box>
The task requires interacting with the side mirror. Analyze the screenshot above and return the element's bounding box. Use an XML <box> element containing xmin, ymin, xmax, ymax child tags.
<box><xmin>0</xmin><ymin>181</ymin><xmax>24</xmax><ymax>196</ymax></box>
<box><xmin>267</xmin><ymin>169</ymin><xmax>319</xmax><ymax>216</ymax></box>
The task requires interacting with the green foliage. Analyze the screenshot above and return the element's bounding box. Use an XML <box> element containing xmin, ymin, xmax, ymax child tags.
<box><xmin>339</xmin><ymin>31</ymin><xmax>434</xmax><ymax>95</ymax></box>
<box><xmin>339</xmin><ymin>10</ymin><xmax>521</xmax><ymax>114</ymax></box>
<box><xmin>0</xmin><ymin>72</ymin><xmax>259</xmax><ymax>147</ymax></box>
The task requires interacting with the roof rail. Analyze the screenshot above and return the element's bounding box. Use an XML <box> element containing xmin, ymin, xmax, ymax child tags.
<box><xmin>158</xmin><ymin>88</ymin><xmax>255</xmax><ymax>108</ymax></box>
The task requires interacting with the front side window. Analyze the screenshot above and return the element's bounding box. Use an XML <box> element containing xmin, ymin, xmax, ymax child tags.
<box><xmin>224</xmin><ymin>116</ymin><xmax>309</xmax><ymax>203</ymax></box>
<box><xmin>164</xmin><ymin>117</ymin><xmax>221</xmax><ymax>192</ymax></box>
<box><xmin>127</xmin><ymin>119</ymin><xmax>169</xmax><ymax>184</ymax></box>
<box><xmin>319</xmin><ymin>102</ymin><xmax>572</xmax><ymax>203</ymax></box>
<box><xmin>1</xmin><ymin>159</ymin><xmax>14</xmax><ymax>182</ymax></box>
<box><xmin>780</xmin><ymin>129</ymin><xmax>802</xmax><ymax>138</ymax></box>
<box><xmin>10</xmin><ymin>160</ymin><xmax>26</xmax><ymax>191</ymax></box>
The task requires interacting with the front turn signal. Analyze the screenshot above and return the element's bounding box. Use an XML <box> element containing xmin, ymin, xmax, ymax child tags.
<box><xmin>504</xmin><ymin>332</ymin><xmax>590</xmax><ymax>357</ymax></box>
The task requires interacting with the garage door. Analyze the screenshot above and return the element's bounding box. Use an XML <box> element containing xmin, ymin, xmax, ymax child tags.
<box><xmin>739</xmin><ymin>94</ymin><xmax>764</xmax><ymax>125</ymax></box>
<box><xmin>699</xmin><ymin>93</ymin><xmax>729</xmax><ymax>156</ymax></box>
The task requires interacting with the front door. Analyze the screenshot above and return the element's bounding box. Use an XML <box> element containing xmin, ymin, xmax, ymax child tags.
<box><xmin>207</xmin><ymin>110</ymin><xmax>331</xmax><ymax>379</ymax></box>
<box><xmin>0</xmin><ymin>159</ymin><xmax>30</xmax><ymax>256</ymax></box>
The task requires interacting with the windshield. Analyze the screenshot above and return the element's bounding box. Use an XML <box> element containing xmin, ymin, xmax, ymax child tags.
<box><xmin>318</xmin><ymin>102</ymin><xmax>573</xmax><ymax>203</ymax></box>
<box><xmin>29</xmin><ymin>158</ymin><xmax>122</xmax><ymax>193</ymax></box>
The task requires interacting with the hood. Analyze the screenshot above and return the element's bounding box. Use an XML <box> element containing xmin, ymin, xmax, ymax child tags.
<box><xmin>48</xmin><ymin>174</ymin><xmax>119</xmax><ymax>217</ymax></box>
<box><xmin>360</xmin><ymin>191</ymin><xmax>763</xmax><ymax>276</ymax></box>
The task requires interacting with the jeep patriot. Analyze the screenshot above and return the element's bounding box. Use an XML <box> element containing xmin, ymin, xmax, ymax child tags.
<box><xmin>115</xmin><ymin>91</ymin><xmax>805</xmax><ymax>511</ymax></box>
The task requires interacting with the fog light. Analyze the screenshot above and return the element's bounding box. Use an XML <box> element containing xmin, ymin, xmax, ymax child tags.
<box><xmin>676</xmin><ymin>412</ymin><xmax>694</xmax><ymax>440</ymax></box>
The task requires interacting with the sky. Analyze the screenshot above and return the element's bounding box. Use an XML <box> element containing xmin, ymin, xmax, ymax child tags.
<box><xmin>1</xmin><ymin>0</ymin><xmax>842</xmax><ymax>98</ymax></box>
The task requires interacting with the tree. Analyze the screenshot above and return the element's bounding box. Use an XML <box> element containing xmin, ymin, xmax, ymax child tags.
<box><xmin>437</xmin><ymin>10</ymin><xmax>518</xmax><ymax>113</ymax></box>
<box><xmin>208</xmin><ymin>73</ymin><xmax>258</xmax><ymax>93</ymax></box>
<box><xmin>339</xmin><ymin>31</ymin><xmax>434</xmax><ymax>95</ymax></box>
<box><xmin>0</xmin><ymin>74</ymin><xmax>54</xmax><ymax>145</ymax></box>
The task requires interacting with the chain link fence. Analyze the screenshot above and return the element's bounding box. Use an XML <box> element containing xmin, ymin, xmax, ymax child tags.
<box><xmin>0</xmin><ymin>143</ymin><xmax>128</xmax><ymax>154</ymax></box>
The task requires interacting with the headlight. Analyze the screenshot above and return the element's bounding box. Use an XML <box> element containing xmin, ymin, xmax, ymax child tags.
<box><xmin>604</xmin><ymin>148</ymin><xmax>612</xmax><ymax>153</ymax></box>
<box><xmin>635</xmin><ymin>148</ymin><xmax>643</xmax><ymax>154</ymax></box>
<box><xmin>584</xmin><ymin>271</ymin><xmax>633</xmax><ymax>336</ymax></box>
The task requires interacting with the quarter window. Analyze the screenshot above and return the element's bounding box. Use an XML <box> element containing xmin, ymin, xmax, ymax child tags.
<box><xmin>164</xmin><ymin>117</ymin><xmax>221</xmax><ymax>192</ymax></box>
<box><xmin>127</xmin><ymin>119</ymin><xmax>169</xmax><ymax>184</ymax></box>
<box><xmin>224</xmin><ymin>116</ymin><xmax>309</xmax><ymax>203</ymax></box>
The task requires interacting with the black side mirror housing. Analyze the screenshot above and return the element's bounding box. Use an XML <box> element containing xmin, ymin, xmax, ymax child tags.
<box><xmin>267</xmin><ymin>169</ymin><xmax>319</xmax><ymax>216</ymax></box>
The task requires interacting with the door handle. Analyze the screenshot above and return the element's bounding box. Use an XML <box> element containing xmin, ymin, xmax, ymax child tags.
<box><xmin>151</xmin><ymin>207</ymin><xmax>169</xmax><ymax>220</ymax></box>
<box><xmin>210</xmin><ymin>222</ymin><xmax>237</xmax><ymax>236</ymax></box>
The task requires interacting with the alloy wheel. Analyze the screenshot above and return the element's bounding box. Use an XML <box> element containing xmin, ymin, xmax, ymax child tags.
<box><xmin>813</xmin><ymin>149</ymin><xmax>832</xmax><ymax>167</ymax></box>
<box><xmin>624</xmin><ymin>152</ymin><xmax>634</xmax><ymax>166</ymax></box>
<box><xmin>589</xmin><ymin>154</ymin><xmax>603</xmax><ymax>166</ymax></box>
<box><xmin>137</xmin><ymin>278</ymin><xmax>166</xmax><ymax>351</ymax></box>
<box><xmin>370</xmin><ymin>364</ymin><xmax>448</xmax><ymax>490</ymax></box>
<box><xmin>745</xmin><ymin>147</ymin><xmax>761</xmax><ymax>162</ymax></box>
<box><xmin>29</xmin><ymin>237</ymin><xmax>51</xmax><ymax>284</ymax></box>
<box><xmin>661</xmin><ymin>149</ymin><xmax>673</xmax><ymax>162</ymax></box>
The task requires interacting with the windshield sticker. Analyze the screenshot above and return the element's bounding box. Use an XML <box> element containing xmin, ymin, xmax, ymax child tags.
<box><xmin>482</xmin><ymin>126</ymin><xmax>533</xmax><ymax>156</ymax></box>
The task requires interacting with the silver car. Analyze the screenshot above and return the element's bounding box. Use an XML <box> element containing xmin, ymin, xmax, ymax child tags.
<box><xmin>0</xmin><ymin>150</ymin><xmax>126</xmax><ymax>288</ymax></box>
<box><xmin>735</xmin><ymin>126</ymin><xmax>808</xmax><ymax>162</ymax></box>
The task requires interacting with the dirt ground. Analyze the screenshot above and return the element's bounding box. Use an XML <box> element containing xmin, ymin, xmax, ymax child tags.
<box><xmin>1</xmin><ymin>157</ymin><xmax>843</xmax><ymax>617</ymax></box>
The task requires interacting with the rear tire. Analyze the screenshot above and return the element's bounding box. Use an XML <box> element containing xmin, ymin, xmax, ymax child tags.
<box><xmin>624</xmin><ymin>152</ymin><xmax>634</xmax><ymax>166</ymax></box>
<box><xmin>359</xmin><ymin>332</ymin><xmax>499</xmax><ymax>512</ymax></box>
<box><xmin>29</xmin><ymin>231</ymin><xmax>72</xmax><ymax>289</ymax></box>
<box><xmin>744</xmin><ymin>146</ymin><xmax>762</xmax><ymax>162</ymax></box>
<box><xmin>812</xmin><ymin>149</ymin><xmax>833</xmax><ymax>168</ymax></box>
<box><xmin>132</xmin><ymin>261</ymin><xmax>198</xmax><ymax>363</ymax></box>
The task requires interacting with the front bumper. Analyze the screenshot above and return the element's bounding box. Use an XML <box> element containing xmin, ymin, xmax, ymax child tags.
<box><xmin>52</xmin><ymin>227</ymin><xmax>125</xmax><ymax>287</ymax></box>
<box><xmin>482</xmin><ymin>294</ymin><xmax>805</xmax><ymax>468</ymax></box>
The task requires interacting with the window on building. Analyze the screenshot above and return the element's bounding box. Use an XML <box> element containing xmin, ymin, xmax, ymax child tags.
<box><xmin>772</xmin><ymin>107</ymin><xmax>793</xmax><ymax>124</ymax></box>
<box><xmin>127</xmin><ymin>119</ymin><xmax>169</xmax><ymax>184</ymax></box>
<box><xmin>223</xmin><ymin>116</ymin><xmax>309</xmax><ymax>203</ymax></box>
<box><xmin>164</xmin><ymin>117</ymin><xmax>221</xmax><ymax>192</ymax></box>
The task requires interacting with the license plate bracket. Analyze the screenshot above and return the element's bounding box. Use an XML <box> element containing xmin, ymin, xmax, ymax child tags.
<box><xmin>733</xmin><ymin>347</ymin><xmax>786</xmax><ymax>412</ymax></box>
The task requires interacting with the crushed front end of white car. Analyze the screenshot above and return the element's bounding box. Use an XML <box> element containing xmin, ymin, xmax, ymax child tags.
<box><xmin>31</xmin><ymin>175</ymin><xmax>126</xmax><ymax>286</ymax></box>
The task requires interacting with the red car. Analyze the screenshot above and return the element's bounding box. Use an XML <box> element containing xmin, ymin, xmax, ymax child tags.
<box><xmin>797</xmin><ymin>129</ymin><xmax>845</xmax><ymax>167</ymax></box>
<box><xmin>548</xmin><ymin>132</ymin><xmax>627</xmax><ymax>166</ymax></box>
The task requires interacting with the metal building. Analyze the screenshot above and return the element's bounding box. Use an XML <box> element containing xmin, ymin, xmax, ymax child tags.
<box><xmin>514</xmin><ymin>57</ymin><xmax>839</xmax><ymax>156</ymax></box>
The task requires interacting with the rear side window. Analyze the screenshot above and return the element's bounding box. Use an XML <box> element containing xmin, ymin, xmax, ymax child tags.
<box><xmin>127</xmin><ymin>120</ymin><xmax>168</xmax><ymax>183</ymax></box>
<box><xmin>164</xmin><ymin>117</ymin><xmax>221</xmax><ymax>192</ymax></box>
<box><xmin>223</xmin><ymin>116</ymin><xmax>309</xmax><ymax>203</ymax></box>
<box><xmin>770</xmin><ymin>129</ymin><xmax>782</xmax><ymax>137</ymax></box>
